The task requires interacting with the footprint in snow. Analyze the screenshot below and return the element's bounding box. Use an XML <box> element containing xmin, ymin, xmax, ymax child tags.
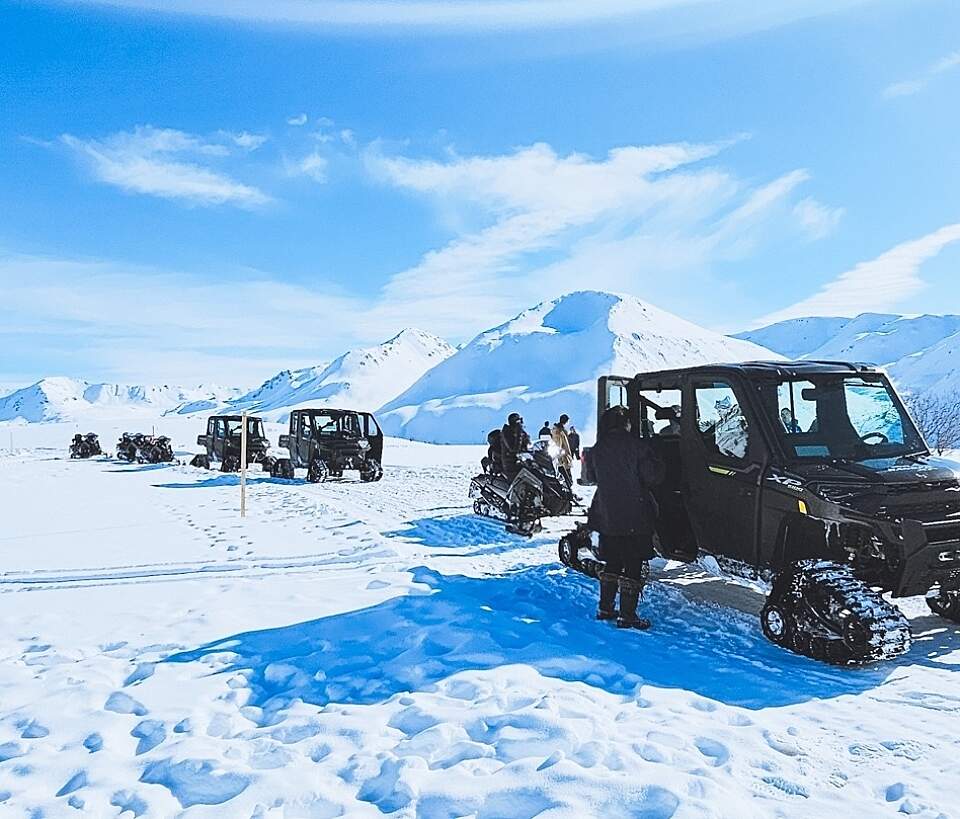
<box><xmin>694</xmin><ymin>737</ymin><xmax>730</xmax><ymax>767</ymax></box>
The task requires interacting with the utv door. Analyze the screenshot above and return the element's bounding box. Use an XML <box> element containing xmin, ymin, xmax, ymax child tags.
<box><xmin>681</xmin><ymin>376</ymin><xmax>762</xmax><ymax>565</ymax></box>
<box><xmin>363</xmin><ymin>414</ymin><xmax>384</xmax><ymax>462</ymax></box>
<box><xmin>212</xmin><ymin>418</ymin><xmax>227</xmax><ymax>461</ymax></box>
<box><xmin>597</xmin><ymin>375</ymin><xmax>632</xmax><ymax>423</ymax></box>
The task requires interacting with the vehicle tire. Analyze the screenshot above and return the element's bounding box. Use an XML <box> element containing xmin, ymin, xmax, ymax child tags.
<box><xmin>270</xmin><ymin>458</ymin><xmax>295</xmax><ymax>479</ymax></box>
<box><xmin>307</xmin><ymin>458</ymin><xmax>329</xmax><ymax>484</ymax></box>
<box><xmin>926</xmin><ymin>588</ymin><xmax>960</xmax><ymax>622</ymax></box>
<box><xmin>360</xmin><ymin>460</ymin><xmax>383</xmax><ymax>482</ymax></box>
<box><xmin>190</xmin><ymin>454</ymin><xmax>210</xmax><ymax>469</ymax></box>
<box><xmin>222</xmin><ymin>455</ymin><xmax>240</xmax><ymax>473</ymax></box>
<box><xmin>760</xmin><ymin>601</ymin><xmax>791</xmax><ymax>647</ymax></box>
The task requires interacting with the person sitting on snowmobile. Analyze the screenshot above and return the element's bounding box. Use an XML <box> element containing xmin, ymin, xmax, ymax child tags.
<box><xmin>500</xmin><ymin>413</ymin><xmax>530</xmax><ymax>478</ymax></box>
<box><xmin>589</xmin><ymin>406</ymin><xmax>664</xmax><ymax>630</ymax></box>
<box><xmin>551</xmin><ymin>414</ymin><xmax>575</xmax><ymax>487</ymax></box>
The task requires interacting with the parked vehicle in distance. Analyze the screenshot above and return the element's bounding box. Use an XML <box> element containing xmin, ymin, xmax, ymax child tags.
<box><xmin>560</xmin><ymin>361</ymin><xmax>960</xmax><ymax>665</ymax></box>
<box><xmin>116</xmin><ymin>432</ymin><xmax>174</xmax><ymax>464</ymax></box>
<box><xmin>278</xmin><ymin>408</ymin><xmax>384</xmax><ymax>483</ymax></box>
<box><xmin>69</xmin><ymin>432</ymin><xmax>102</xmax><ymax>459</ymax></box>
<box><xmin>190</xmin><ymin>414</ymin><xmax>280</xmax><ymax>474</ymax></box>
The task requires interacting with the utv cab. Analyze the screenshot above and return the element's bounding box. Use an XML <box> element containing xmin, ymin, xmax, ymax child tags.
<box><xmin>560</xmin><ymin>361</ymin><xmax>960</xmax><ymax>666</ymax></box>
<box><xmin>190</xmin><ymin>415</ymin><xmax>278</xmax><ymax>474</ymax></box>
<box><xmin>278</xmin><ymin>408</ymin><xmax>384</xmax><ymax>483</ymax></box>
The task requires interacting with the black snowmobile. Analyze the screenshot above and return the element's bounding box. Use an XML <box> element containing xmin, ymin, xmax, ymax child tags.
<box><xmin>560</xmin><ymin>362</ymin><xmax>960</xmax><ymax>666</ymax></box>
<box><xmin>191</xmin><ymin>415</ymin><xmax>277</xmax><ymax>473</ymax></box>
<box><xmin>69</xmin><ymin>432</ymin><xmax>102</xmax><ymax>459</ymax></box>
<box><xmin>471</xmin><ymin>431</ymin><xmax>574</xmax><ymax>536</ymax></box>
<box><xmin>116</xmin><ymin>432</ymin><xmax>174</xmax><ymax>464</ymax></box>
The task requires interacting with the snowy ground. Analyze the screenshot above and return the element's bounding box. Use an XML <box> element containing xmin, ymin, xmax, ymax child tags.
<box><xmin>1</xmin><ymin>421</ymin><xmax>960</xmax><ymax>817</ymax></box>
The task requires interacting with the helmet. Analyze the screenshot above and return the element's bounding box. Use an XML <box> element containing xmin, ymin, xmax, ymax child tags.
<box><xmin>508</xmin><ymin>412</ymin><xmax>522</xmax><ymax>425</ymax></box>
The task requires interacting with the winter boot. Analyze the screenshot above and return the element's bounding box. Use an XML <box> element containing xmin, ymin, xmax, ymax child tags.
<box><xmin>616</xmin><ymin>577</ymin><xmax>651</xmax><ymax>631</ymax></box>
<box><xmin>597</xmin><ymin>572</ymin><xmax>619</xmax><ymax>621</ymax></box>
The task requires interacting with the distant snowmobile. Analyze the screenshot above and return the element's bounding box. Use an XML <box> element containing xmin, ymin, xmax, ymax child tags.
<box><xmin>69</xmin><ymin>432</ymin><xmax>102</xmax><ymax>459</ymax></box>
<box><xmin>116</xmin><ymin>432</ymin><xmax>174</xmax><ymax>464</ymax></box>
<box><xmin>470</xmin><ymin>435</ymin><xmax>574</xmax><ymax>536</ymax></box>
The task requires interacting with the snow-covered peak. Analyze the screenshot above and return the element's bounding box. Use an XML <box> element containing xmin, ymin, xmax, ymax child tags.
<box><xmin>0</xmin><ymin>378</ymin><xmax>241</xmax><ymax>423</ymax></box>
<box><xmin>379</xmin><ymin>290</ymin><xmax>776</xmax><ymax>444</ymax></box>
<box><xmin>212</xmin><ymin>329</ymin><xmax>456</xmax><ymax>421</ymax></box>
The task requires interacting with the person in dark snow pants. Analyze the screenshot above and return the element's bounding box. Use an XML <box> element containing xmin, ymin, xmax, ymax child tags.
<box><xmin>588</xmin><ymin>406</ymin><xmax>665</xmax><ymax>629</ymax></box>
<box><xmin>500</xmin><ymin>413</ymin><xmax>530</xmax><ymax>478</ymax></box>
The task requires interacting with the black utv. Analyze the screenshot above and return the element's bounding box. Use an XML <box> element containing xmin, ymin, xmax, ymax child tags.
<box><xmin>190</xmin><ymin>415</ymin><xmax>278</xmax><ymax>474</ymax></box>
<box><xmin>278</xmin><ymin>408</ymin><xmax>384</xmax><ymax>483</ymax></box>
<box><xmin>559</xmin><ymin>361</ymin><xmax>960</xmax><ymax>666</ymax></box>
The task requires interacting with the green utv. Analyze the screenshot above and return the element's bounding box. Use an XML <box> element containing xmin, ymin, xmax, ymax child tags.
<box><xmin>562</xmin><ymin>361</ymin><xmax>960</xmax><ymax>666</ymax></box>
<box><xmin>278</xmin><ymin>408</ymin><xmax>384</xmax><ymax>483</ymax></box>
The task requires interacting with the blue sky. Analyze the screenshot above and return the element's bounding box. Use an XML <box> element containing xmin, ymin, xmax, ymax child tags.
<box><xmin>1</xmin><ymin>0</ymin><xmax>959</xmax><ymax>387</ymax></box>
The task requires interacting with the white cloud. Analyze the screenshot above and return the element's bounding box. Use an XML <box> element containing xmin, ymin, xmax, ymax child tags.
<box><xmin>0</xmin><ymin>252</ymin><xmax>363</xmax><ymax>384</ymax></box>
<box><xmin>884</xmin><ymin>50</ymin><xmax>960</xmax><ymax>98</ymax></box>
<box><xmin>222</xmin><ymin>130</ymin><xmax>269</xmax><ymax>151</ymax></box>
<box><xmin>67</xmin><ymin>0</ymin><xmax>875</xmax><ymax>34</ymax></box>
<box><xmin>363</xmin><ymin>139</ymin><xmax>829</xmax><ymax>335</ymax></box>
<box><xmin>61</xmin><ymin>126</ymin><xmax>271</xmax><ymax>207</ymax></box>
<box><xmin>287</xmin><ymin>113</ymin><xmax>308</xmax><ymax>126</ymax></box>
<box><xmin>295</xmin><ymin>151</ymin><xmax>329</xmax><ymax>182</ymax></box>
<box><xmin>755</xmin><ymin>222</ymin><xmax>960</xmax><ymax>326</ymax></box>
<box><xmin>793</xmin><ymin>196</ymin><xmax>844</xmax><ymax>240</ymax></box>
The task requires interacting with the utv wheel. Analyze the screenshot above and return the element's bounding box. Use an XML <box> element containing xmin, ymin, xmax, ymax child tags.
<box><xmin>558</xmin><ymin>533</ymin><xmax>582</xmax><ymax>570</ymax></box>
<box><xmin>360</xmin><ymin>461</ymin><xmax>383</xmax><ymax>483</ymax></box>
<box><xmin>307</xmin><ymin>458</ymin><xmax>329</xmax><ymax>484</ymax></box>
<box><xmin>190</xmin><ymin>454</ymin><xmax>210</xmax><ymax>469</ymax></box>
<box><xmin>760</xmin><ymin>602</ymin><xmax>791</xmax><ymax>646</ymax></box>
<box><xmin>222</xmin><ymin>455</ymin><xmax>240</xmax><ymax>473</ymax></box>
<box><xmin>926</xmin><ymin>588</ymin><xmax>960</xmax><ymax>622</ymax></box>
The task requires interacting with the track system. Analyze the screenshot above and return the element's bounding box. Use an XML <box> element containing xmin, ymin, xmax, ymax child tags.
<box><xmin>761</xmin><ymin>560</ymin><xmax>911</xmax><ymax>666</ymax></box>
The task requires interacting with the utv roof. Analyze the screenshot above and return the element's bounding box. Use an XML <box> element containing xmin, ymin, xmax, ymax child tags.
<box><xmin>630</xmin><ymin>360</ymin><xmax>882</xmax><ymax>381</ymax></box>
<box><xmin>290</xmin><ymin>407</ymin><xmax>374</xmax><ymax>416</ymax></box>
<box><xmin>210</xmin><ymin>414</ymin><xmax>263</xmax><ymax>421</ymax></box>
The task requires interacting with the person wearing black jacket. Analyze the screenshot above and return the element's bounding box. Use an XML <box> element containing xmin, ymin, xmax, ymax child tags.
<box><xmin>568</xmin><ymin>426</ymin><xmax>581</xmax><ymax>459</ymax></box>
<box><xmin>588</xmin><ymin>406</ymin><xmax>665</xmax><ymax>629</ymax></box>
<box><xmin>500</xmin><ymin>413</ymin><xmax>530</xmax><ymax>478</ymax></box>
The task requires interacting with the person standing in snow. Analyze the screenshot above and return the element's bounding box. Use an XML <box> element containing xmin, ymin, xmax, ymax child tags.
<box><xmin>568</xmin><ymin>425</ymin><xmax>581</xmax><ymax>459</ymax></box>
<box><xmin>500</xmin><ymin>413</ymin><xmax>530</xmax><ymax>478</ymax></box>
<box><xmin>551</xmin><ymin>414</ymin><xmax>574</xmax><ymax>487</ymax></box>
<box><xmin>539</xmin><ymin>421</ymin><xmax>552</xmax><ymax>439</ymax></box>
<box><xmin>588</xmin><ymin>406</ymin><xmax>664</xmax><ymax>630</ymax></box>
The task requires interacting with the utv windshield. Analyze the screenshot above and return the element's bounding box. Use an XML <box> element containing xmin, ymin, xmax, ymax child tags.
<box><xmin>771</xmin><ymin>375</ymin><xmax>926</xmax><ymax>461</ymax></box>
<box><xmin>227</xmin><ymin>418</ymin><xmax>265</xmax><ymax>439</ymax></box>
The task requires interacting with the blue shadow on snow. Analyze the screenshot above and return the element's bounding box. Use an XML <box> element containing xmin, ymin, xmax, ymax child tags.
<box><xmin>164</xmin><ymin>564</ymin><xmax>946</xmax><ymax>713</ymax></box>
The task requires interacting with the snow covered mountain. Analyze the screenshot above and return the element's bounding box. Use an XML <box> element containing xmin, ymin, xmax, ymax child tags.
<box><xmin>0</xmin><ymin>377</ymin><xmax>241</xmax><ymax>423</ymax></box>
<box><xmin>210</xmin><ymin>328</ymin><xmax>456</xmax><ymax>422</ymax></box>
<box><xmin>379</xmin><ymin>291</ymin><xmax>777</xmax><ymax>444</ymax></box>
<box><xmin>735</xmin><ymin>313</ymin><xmax>960</xmax><ymax>396</ymax></box>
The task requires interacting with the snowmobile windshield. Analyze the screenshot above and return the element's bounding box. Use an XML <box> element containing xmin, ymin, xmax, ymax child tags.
<box><xmin>770</xmin><ymin>375</ymin><xmax>926</xmax><ymax>462</ymax></box>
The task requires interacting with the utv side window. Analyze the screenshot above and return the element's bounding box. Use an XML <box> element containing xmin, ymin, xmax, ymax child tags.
<box><xmin>694</xmin><ymin>382</ymin><xmax>750</xmax><ymax>461</ymax></box>
<box><xmin>639</xmin><ymin>389</ymin><xmax>682</xmax><ymax>438</ymax></box>
<box><xmin>606</xmin><ymin>382</ymin><xmax>628</xmax><ymax>410</ymax></box>
<box><xmin>214</xmin><ymin>419</ymin><xmax>226</xmax><ymax>438</ymax></box>
<box><xmin>207</xmin><ymin>419</ymin><xmax>215</xmax><ymax>436</ymax></box>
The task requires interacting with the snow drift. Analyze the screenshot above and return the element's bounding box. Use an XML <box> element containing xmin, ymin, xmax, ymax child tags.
<box><xmin>379</xmin><ymin>291</ymin><xmax>776</xmax><ymax>444</ymax></box>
